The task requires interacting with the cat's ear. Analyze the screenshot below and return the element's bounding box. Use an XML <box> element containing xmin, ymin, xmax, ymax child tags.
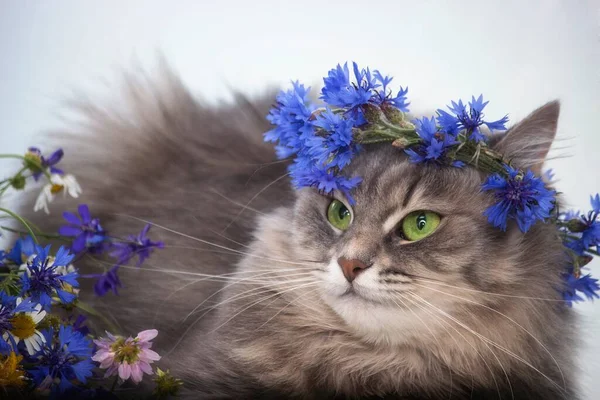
<box><xmin>491</xmin><ymin>100</ymin><xmax>560</xmax><ymax>174</ymax></box>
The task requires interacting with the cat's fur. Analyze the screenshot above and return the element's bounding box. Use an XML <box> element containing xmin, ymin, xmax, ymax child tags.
<box><xmin>22</xmin><ymin>65</ymin><xmax>578</xmax><ymax>399</ymax></box>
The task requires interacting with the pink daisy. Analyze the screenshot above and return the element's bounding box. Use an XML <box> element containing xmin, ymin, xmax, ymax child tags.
<box><xmin>92</xmin><ymin>329</ymin><xmax>161</xmax><ymax>384</ymax></box>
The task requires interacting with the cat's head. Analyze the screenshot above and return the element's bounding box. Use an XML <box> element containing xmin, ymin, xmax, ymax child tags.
<box><xmin>289</xmin><ymin>101</ymin><xmax>565</xmax><ymax>344</ymax></box>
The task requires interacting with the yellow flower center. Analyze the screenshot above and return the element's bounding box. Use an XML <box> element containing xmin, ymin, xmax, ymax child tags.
<box><xmin>111</xmin><ymin>338</ymin><xmax>141</xmax><ymax>364</ymax></box>
<box><xmin>9</xmin><ymin>314</ymin><xmax>36</xmax><ymax>339</ymax></box>
<box><xmin>50</xmin><ymin>184</ymin><xmax>64</xmax><ymax>194</ymax></box>
<box><xmin>0</xmin><ymin>352</ymin><xmax>25</xmax><ymax>388</ymax></box>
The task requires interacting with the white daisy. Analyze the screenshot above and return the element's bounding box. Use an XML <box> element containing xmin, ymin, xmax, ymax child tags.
<box><xmin>34</xmin><ymin>173</ymin><xmax>82</xmax><ymax>214</ymax></box>
<box><xmin>3</xmin><ymin>299</ymin><xmax>47</xmax><ymax>355</ymax></box>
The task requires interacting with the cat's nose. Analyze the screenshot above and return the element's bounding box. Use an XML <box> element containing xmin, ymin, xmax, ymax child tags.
<box><xmin>337</xmin><ymin>257</ymin><xmax>371</xmax><ymax>283</ymax></box>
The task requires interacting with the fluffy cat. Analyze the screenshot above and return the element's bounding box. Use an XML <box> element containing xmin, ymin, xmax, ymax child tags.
<box><xmin>22</xmin><ymin>65</ymin><xmax>578</xmax><ymax>399</ymax></box>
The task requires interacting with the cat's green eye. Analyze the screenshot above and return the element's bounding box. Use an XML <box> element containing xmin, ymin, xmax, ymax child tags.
<box><xmin>400</xmin><ymin>210</ymin><xmax>441</xmax><ymax>241</ymax></box>
<box><xmin>327</xmin><ymin>200</ymin><xmax>352</xmax><ymax>231</ymax></box>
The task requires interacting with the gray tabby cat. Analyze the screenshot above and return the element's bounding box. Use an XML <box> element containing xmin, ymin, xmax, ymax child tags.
<box><xmin>25</xmin><ymin>66</ymin><xmax>577</xmax><ymax>399</ymax></box>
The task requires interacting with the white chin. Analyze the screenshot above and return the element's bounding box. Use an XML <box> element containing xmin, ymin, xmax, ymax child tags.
<box><xmin>320</xmin><ymin>285</ymin><xmax>428</xmax><ymax>346</ymax></box>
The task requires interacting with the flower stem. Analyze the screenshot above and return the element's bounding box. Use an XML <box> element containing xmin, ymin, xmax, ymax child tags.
<box><xmin>0</xmin><ymin>208</ymin><xmax>39</xmax><ymax>244</ymax></box>
<box><xmin>0</xmin><ymin>154</ymin><xmax>52</xmax><ymax>180</ymax></box>
<box><xmin>0</xmin><ymin>155</ymin><xmax>27</xmax><ymax>161</ymax></box>
<box><xmin>0</xmin><ymin>225</ymin><xmax>63</xmax><ymax>240</ymax></box>
<box><xmin>0</xmin><ymin>166</ymin><xmax>28</xmax><ymax>183</ymax></box>
<box><xmin>379</xmin><ymin>120</ymin><xmax>418</xmax><ymax>136</ymax></box>
<box><xmin>360</xmin><ymin>129</ymin><xmax>400</xmax><ymax>139</ymax></box>
<box><xmin>359</xmin><ymin>137</ymin><xmax>397</xmax><ymax>145</ymax></box>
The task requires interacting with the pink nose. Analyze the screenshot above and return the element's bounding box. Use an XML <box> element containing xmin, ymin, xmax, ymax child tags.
<box><xmin>337</xmin><ymin>257</ymin><xmax>371</xmax><ymax>283</ymax></box>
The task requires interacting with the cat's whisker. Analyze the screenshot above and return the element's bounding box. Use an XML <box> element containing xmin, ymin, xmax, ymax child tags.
<box><xmin>209</xmin><ymin>281</ymin><xmax>320</xmax><ymax>334</ymax></box>
<box><xmin>258</xmin><ymin>287</ymin><xmax>322</xmax><ymax>317</ymax></box>
<box><xmin>178</xmin><ymin>281</ymin><xmax>321</xmax><ymax>350</ymax></box>
<box><xmin>199</xmin><ymin>224</ymin><xmax>255</xmax><ymax>250</ymax></box>
<box><xmin>161</xmin><ymin>244</ymin><xmax>323</xmax><ymax>268</ymax></box>
<box><xmin>164</xmin><ymin>268</ymin><xmax>314</xmax><ymax>296</ymax></box>
<box><xmin>188</xmin><ymin>276</ymin><xmax>319</xmax><ymax>316</ymax></box>
<box><xmin>208</xmin><ymin>188</ymin><xmax>267</xmax><ymax>215</ymax></box>
<box><xmin>111</xmin><ymin>213</ymin><xmax>326</xmax><ymax>268</ymax></box>
<box><xmin>410</xmin><ymin>282</ymin><xmax>567</xmax><ymax>389</ymax></box>
<box><xmin>84</xmin><ymin>244</ymin><xmax>315</xmax><ymax>284</ymax></box>
<box><xmin>407</xmin><ymin>292</ymin><xmax>565</xmax><ymax>398</ymax></box>
<box><xmin>391</xmin><ymin>294</ymin><xmax>456</xmax><ymax>394</ymax></box>
<box><xmin>409</xmin><ymin>278</ymin><xmax>565</xmax><ymax>302</ymax></box>
<box><xmin>396</xmin><ymin>293</ymin><xmax>462</xmax><ymax>352</ymax></box>
<box><xmin>220</xmin><ymin>172</ymin><xmax>290</xmax><ymax>233</ymax></box>
<box><xmin>153</xmin><ymin>269</ymin><xmax>316</xmax><ymax>325</ymax></box>
<box><xmin>85</xmin><ymin>254</ymin><xmax>313</xmax><ymax>281</ymax></box>
<box><xmin>391</xmin><ymin>296</ymin><xmax>437</xmax><ymax>344</ymax></box>
<box><xmin>162</xmin><ymin>244</ymin><xmax>256</xmax><ymax>256</ymax></box>
<box><xmin>394</xmin><ymin>294</ymin><xmax>462</xmax><ymax>400</ymax></box>
<box><xmin>256</xmin><ymin>287</ymin><xmax>322</xmax><ymax>331</ymax></box>
<box><xmin>245</xmin><ymin>159</ymin><xmax>292</xmax><ymax>184</ymax></box>
<box><xmin>406</xmin><ymin>294</ymin><xmax>512</xmax><ymax>400</ymax></box>
<box><xmin>184</xmin><ymin>272</ymin><xmax>319</xmax><ymax>320</ymax></box>
<box><xmin>400</xmin><ymin>293</ymin><xmax>502</xmax><ymax>400</ymax></box>
<box><xmin>166</xmin><ymin>281</ymin><xmax>319</xmax><ymax>358</ymax></box>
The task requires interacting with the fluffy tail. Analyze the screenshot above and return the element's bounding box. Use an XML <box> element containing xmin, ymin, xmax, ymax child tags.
<box><xmin>15</xmin><ymin>63</ymin><xmax>291</xmax><ymax>353</ymax></box>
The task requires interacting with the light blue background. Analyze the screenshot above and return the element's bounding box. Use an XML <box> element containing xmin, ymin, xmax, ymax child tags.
<box><xmin>1</xmin><ymin>1</ymin><xmax>598</xmax><ymax>397</ymax></box>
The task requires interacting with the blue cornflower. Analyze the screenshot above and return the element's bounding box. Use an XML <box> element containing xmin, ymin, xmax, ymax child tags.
<box><xmin>0</xmin><ymin>294</ymin><xmax>36</xmax><ymax>354</ymax></box>
<box><xmin>581</xmin><ymin>221</ymin><xmax>600</xmax><ymax>250</ymax></box>
<box><xmin>85</xmin><ymin>265</ymin><xmax>122</xmax><ymax>297</ymax></box>
<box><xmin>313</xmin><ymin>108</ymin><xmax>360</xmax><ymax>169</ymax></box>
<box><xmin>321</xmin><ymin>63</ymin><xmax>375</xmax><ymax>109</ymax></box>
<box><xmin>29</xmin><ymin>325</ymin><xmax>94</xmax><ymax>395</ymax></box>
<box><xmin>372</xmin><ymin>70</ymin><xmax>410</xmax><ymax>112</ymax></box>
<box><xmin>563</xmin><ymin>273</ymin><xmax>600</xmax><ymax>306</ymax></box>
<box><xmin>482</xmin><ymin>165</ymin><xmax>556</xmax><ymax>232</ymax></box>
<box><xmin>6</xmin><ymin>235</ymin><xmax>37</xmax><ymax>265</ymax></box>
<box><xmin>562</xmin><ymin>194</ymin><xmax>600</xmax><ymax>254</ymax></box>
<box><xmin>110</xmin><ymin>225</ymin><xmax>164</xmax><ymax>267</ymax></box>
<box><xmin>404</xmin><ymin>116</ymin><xmax>460</xmax><ymax>165</ymax></box>
<box><xmin>59</xmin><ymin>204</ymin><xmax>107</xmax><ymax>253</ymax></box>
<box><xmin>591</xmin><ymin>193</ymin><xmax>600</xmax><ymax>213</ymax></box>
<box><xmin>26</xmin><ymin>147</ymin><xmax>64</xmax><ymax>181</ymax></box>
<box><xmin>320</xmin><ymin>62</ymin><xmax>383</xmax><ymax>124</ymax></box>
<box><xmin>435</xmin><ymin>109</ymin><xmax>460</xmax><ymax>135</ymax></box>
<box><xmin>20</xmin><ymin>245</ymin><xmax>79</xmax><ymax>309</ymax></box>
<box><xmin>265</xmin><ymin>81</ymin><xmax>316</xmax><ymax>159</ymax></box>
<box><xmin>436</xmin><ymin>95</ymin><xmax>509</xmax><ymax>142</ymax></box>
<box><xmin>290</xmin><ymin>165</ymin><xmax>362</xmax><ymax>204</ymax></box>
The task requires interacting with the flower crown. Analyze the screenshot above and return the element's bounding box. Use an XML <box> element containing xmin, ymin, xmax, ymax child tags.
<box><xmin>264</xmin><ymin>61</ymin><xmax>599</xmax><ymax>305</ymax></box>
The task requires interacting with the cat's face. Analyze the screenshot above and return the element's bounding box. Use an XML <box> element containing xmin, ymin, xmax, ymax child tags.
<box><xmin>289</xmin><ymin>103</ymin><xmax>564</xmax><ymax>345</ymax></box>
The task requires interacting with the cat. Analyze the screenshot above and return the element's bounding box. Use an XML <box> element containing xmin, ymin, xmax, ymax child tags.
<box><xmin>22</xmin><ymin>64</ymin><xmax>578</xmax><ymax>399</ymax></box>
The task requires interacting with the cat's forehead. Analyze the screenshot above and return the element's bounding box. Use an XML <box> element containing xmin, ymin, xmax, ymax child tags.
<box><xmin>345</xmin><ymin>145</ymin><xmax>484</xmax><ymax>216</ymax></box>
